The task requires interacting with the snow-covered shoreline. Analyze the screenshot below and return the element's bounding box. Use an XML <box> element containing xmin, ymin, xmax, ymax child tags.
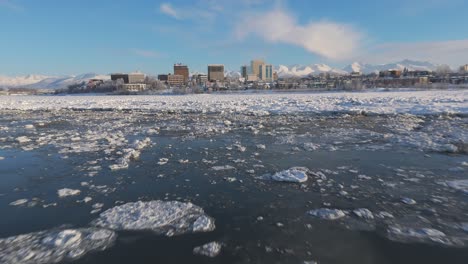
<box><xmin>0</xmin><ymin>90</ymin><xmax>466</xmax><ymax>115</ymax></box>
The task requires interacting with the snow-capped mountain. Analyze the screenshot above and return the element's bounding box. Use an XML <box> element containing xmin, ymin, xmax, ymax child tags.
<box><xmin>276</xmin><ymin>64</ymin><xmax>347</xmax><ymax>78</ymax></box>
<box><xmin>27</xmin><ymin>73</ymin><xmax>111</xmax><ymax>89</ymax></box>
<box><xmin>343</xmin><ymin>60</ymin><xmax>437</xmax><ymax>74</ymax></box>
<box><xmin>0</xmin><ymin>73</ymin><xmax>111</xmax><ymax>89</ymax></box>
<box><xmin>0</xmin><ymin>74</ymin><xmax>51</xmax><ymax>88</ymax></box>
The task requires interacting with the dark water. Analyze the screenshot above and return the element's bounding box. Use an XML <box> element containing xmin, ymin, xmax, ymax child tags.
<box><xmin>0</xmin><ymin>110</ymin><xmax>467</xmax><ymax>263</ymax></box>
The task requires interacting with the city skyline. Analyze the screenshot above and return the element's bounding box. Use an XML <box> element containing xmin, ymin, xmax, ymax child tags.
<box><xmin>1</xmin><ymin>0</ymin><xmax>468</xmax><ymax>75</ymax></box>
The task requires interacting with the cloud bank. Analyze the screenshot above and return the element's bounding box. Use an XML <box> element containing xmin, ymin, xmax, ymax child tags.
<box><xmin>235</xmin><ymin>9</ymin><xmax>363</xmax><ymax>61</ymax></box>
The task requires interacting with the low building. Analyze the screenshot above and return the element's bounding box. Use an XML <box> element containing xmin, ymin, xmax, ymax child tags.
<box><xmin>122</xmin><ymin>83</ymin><xmax>147</xmax><ymax>92</ymax></box>
<box><xmin>111</xmin><ymin>73</ymin><xmax>129</xmax><ymax>83</ymax></box>
<box><xmin>111</xmin><ymin>73</ymin><xmax>145</xmax><ymax>84</ymax></box>
<box><xmin>194</xmin><ymin>74</ymin><xmax>208</xmax><ymax>86</ymax></box>
<box><xmin>168</xmin><ymin>74</ymin><xmax>185</xmax><ymax>86</ymax></box>
<box><xmin>208</xmin><ymin>64</ymin><xmax>225</xmax><ymax>82</ymax></box>
<box><xmin>247</xmin><ymin>74</ymin><xmax>258</xmax><ymax>82</ymax></box>
<box><xmin>379</xmin><ymin>70</ymin><xmax>402</xmax><ymax>78</ymax></box>
<box><xmin>273</xmin><ymin>72</ymin><xmax>279</xmax><ymax>81</ymax></box>
<box><xmin>158</xmin><ymin>74</ymin><xmax>169</xmax><ymax>82</ymax></box>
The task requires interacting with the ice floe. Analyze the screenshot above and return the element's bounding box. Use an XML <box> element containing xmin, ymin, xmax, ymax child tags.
<box><xmin>9</xmin><ymin>199</ymin><xmax>28</xmax><ymax>206</ymax></box>
<box><xmin>91</xmin><ymin>201</ymin><xmax>215</xmax><ymax>236</ymax></box>
<box><xmin>445</xmin><ymin>180</ymin><xmax>468</xmax><ymax>195</ymax></box>
<box><xmin>386</xmin><ymin>226</ymin><xmax>465</xmax><ymax>247</ymax></box>
<box><xmin>307</xmin><ymin>209</ymin><xmax>347</xmax><ymax>220</ymax></box>
<box><xmin>193</xmin><ymin>241</ymin><xmax>222</xmax><ymax>257</ymax></box>
<box><xmin>0</xmin><ymin>228</ymin><xmax>116</xmax><ymax>264</ymax></box>
<box><xmin>261</xmin><ymin>167</ymin><xmax>309</xmax><ymax>183</ymax></box>
<box><xmin>353</xmin><ymin>208</ymin><xmax>374</xmax><ymax>220</ymax></box>
<box><xmin>57</xmin><ymin>188</ymin><xmax>81</xmax><ymax>198</ymax></box>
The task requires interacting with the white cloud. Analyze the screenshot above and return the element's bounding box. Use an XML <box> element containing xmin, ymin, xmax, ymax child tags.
<box><xmin>130</xmin><ymin>48</ymin><xmax>161</xmax><ymax>59</ymax></box>
<box><xmin>235</xmin><ymin>9</ymin><xmax>363</xmax><ymax>61</ymax></box>
<box><xmin>362</xmin><ymin>40</ymin><xmax>468</xmax><ymax>67</ymax></box>
<box><xmin>160</xmin><ymin>3</ymin><xmax>180</xmax><ymax>19</ymax></box>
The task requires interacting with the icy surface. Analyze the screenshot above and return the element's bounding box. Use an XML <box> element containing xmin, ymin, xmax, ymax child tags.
<box><xmin>0</xmin><ymin>228</ymin><xmax>116</xmax><ymax>264</ymax></box>
<box><xmin>91</xmin><ymin>201</ymin><xmax>215</xmax><ymax>236</ymax></box>
<box><xmin>0</xmin><ymin>90</ymin><xmax>466</xmax><ymax>115</ymax></box>
<box><xmin>307</xmin><ymin>209</ymin><xmax>347</xmax><ymax>220</ymax></box>
<box><xmin>193</xmin><ymin>241</ymin><xmax>222</xmax><ymax>257</ymax></box>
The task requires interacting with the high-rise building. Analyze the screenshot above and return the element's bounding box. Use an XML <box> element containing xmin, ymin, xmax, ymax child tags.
<box><xmin>208</xmin><ymin>64</ymin><xmax>225</xmax><ymax>81</ymax></box>
<box><xmin>241</xmin><ymin>65</ymin><xmax>248</xmax><ymax>79</ymax></box>
<box><xmin>259</xmin><ymin>64</ymin><xmax>273</xmax><ymax>81</ymax></box>
<box><xmin>174</xmin><ymin>64</ymin><xmax>189</xmax><ymax>83</ymax></box>
<box><xmin>251</xmin><ymin>59</ymin><xmax>265</xmax><ymax>78</ymax></box>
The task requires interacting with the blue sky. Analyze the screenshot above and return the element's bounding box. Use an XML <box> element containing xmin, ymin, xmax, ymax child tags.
<box><xmin>1</xmin><ymin>0</ymin><xmax>468</xmax><ymax>75</ymax></box>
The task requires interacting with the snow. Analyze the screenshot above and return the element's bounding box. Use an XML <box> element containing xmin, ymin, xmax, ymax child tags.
<box><xmin>57</xmin><ymin>188</ymin><xmax>81</xmax><ymax>198</ymax></box>
<box><xmin>193</xmin><ymin>241</ymin><xmax>222</xmax><ymax>257</ymax></box>
<box><xmin>307</xmin><ymin>209</ymin><xmax>347</xmax><ymax>220</ymax></box>
<box><xmin>91</xmin><ymin>201</ymin><xmax>215</xmax><ymax>236</ymax></box>
<box><xmin>0</xmin><ymin>90</ymin><xmax>466</xmax><ymax>116</ymax></box>
<box><xmin>0</xmin><ymin>228</ymin><xmax>116</xmax><ymax>264</ymax></box>
<box><xmin>261</xmin><ymin>167</ymin><xmax>309</xmax><ymax>183</ymax></box>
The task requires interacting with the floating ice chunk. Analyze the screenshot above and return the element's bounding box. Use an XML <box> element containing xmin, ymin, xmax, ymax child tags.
<box><xmin>307</xmin><ymin>208</ymin><xmax>346</xmax><ymax>220</ymax></box>
<box><xmin>386</xmin><ymin>226</ymin><xmax>464</xmax><ymax>247</ymax></box>
<box><xmin>401</xmin><ymin>197</ymin><xmax>417</xmax><ymax>205</ymax></box>
<box><xmin>0</xmin><ymin>157</ymin><xmax>4</xmax><ymax>161</ymax></box>
<box><xmin>57</xmin><ymin>188</ymin><xmax>81</xmax><ymax>198</ymax></box>
<box><xmin>445</xmin><ymin>180</ymin><xmax>468</xmax><ymax>195</ymax></box>
<box><xmin>83</xmin><ymin>197</ymin><xmax>92</xmax><ymax>203</ymax></box>
<box><xmin>91</xmin><ymin>201</ymin><xmax>215</xmax><ymax>236</ymax></box>
<box><xmin>24</xmin><ymin>124</ymin><xmax>35</xmax><ymax>129</ymax></box>
<box><xmin>223</xmin><ymin>120</ymin><xmax>232</xmax><ymax>126</ymax></box>
<box><xmin>353</xmin><ymin>208</ymin><xmax>374</xmax><ymax>220</ymax></box>
<box><xmin>109</xmin><ymin>160</ymin><xmax>128</xmax><ymax>171</ymax></box>
<box><xmin>303</xmin><ymin>143</ymin><xmax>320</xmax><ymax>151</ymax></box>
<box><xmin>193</xmin><ymin>241</ymin><xmax>222</xmax><ymax>257</ymax></box>
<box><xmin>358</xmin><ymin>175</ymin><xmax>372</xmax><ymax>180</ymax></box>
<box><xmin>0</xmin><ymin>228</ymin><xmax>116</xmax><ymax>264</ymax></box>
<box><xmin>158</xmin><ymin>158</ymin><xmax>169</xmax><ymax>165</ymax></box>
<box><xmin>9</xmin><ymin>199</ymin><xmax>28</xmax><ymax>206</ymax></box>
<box><xmin>461</xmin><ymin>223</ymin><xmax>468</xmax><ymax>233</ymax></box>
<box><xmin>211</xmin><ymin>165</ymin><xmax>235</xmax><ymax>171</ymax></box>
<box><xmin>263</xmin><ymin>167</ymin><xmax>309</xmax><ymax>183</ymax></box>
<box><xmin>256</xmin><ymin>144</ymin><xmax>266</xmax><ymax>150</ymax></box>
<box><xmin>377</xmin><ymin>211</ymin><xmax>394</xmax><ymax>219</ymax></box>
<box><xmin>449</xmin><ymin>167</ymin><xmax>464</xmax><ymax>173</ymax></box>
<box><xmin>16</xmin><ymin>136</ymin><xmax>31</xmax><ymax>144</ymax></box>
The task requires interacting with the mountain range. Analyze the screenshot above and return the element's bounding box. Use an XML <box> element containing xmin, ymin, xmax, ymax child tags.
<box><xmin>0</xmin><ymin>60</ymin><xmax>440</xmax><ymax>89</ymax></box>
